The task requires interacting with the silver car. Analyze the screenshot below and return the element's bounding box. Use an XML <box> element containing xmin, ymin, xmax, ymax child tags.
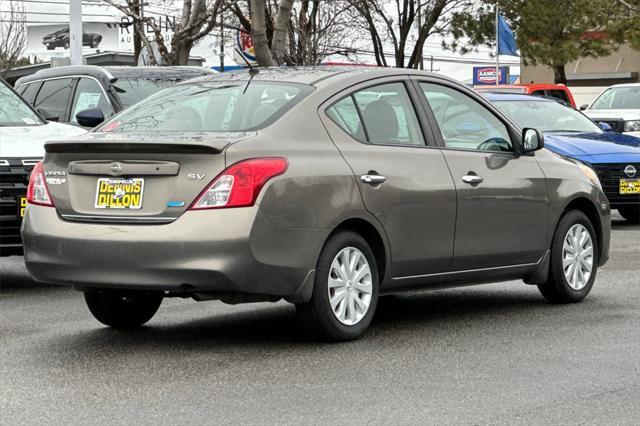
<box><xmin>22</xmin><ymin>67</ymin><xmax>611</xmax><ymax>341</ymax></box>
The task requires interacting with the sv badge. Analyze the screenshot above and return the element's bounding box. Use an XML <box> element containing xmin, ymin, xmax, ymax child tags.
<box><xmin>187</xmin><ymin>173</ymin><xmax>206</xmax><ymax>180</ymax></box>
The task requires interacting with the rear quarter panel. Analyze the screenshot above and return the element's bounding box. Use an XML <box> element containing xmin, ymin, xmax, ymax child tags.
<box><xmin>224</xmin><ymin>91</ymin><xmax>391</xmax><ymax>283</ymax></box>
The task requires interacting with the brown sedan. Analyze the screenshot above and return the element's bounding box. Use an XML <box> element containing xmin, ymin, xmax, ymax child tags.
<box><xmin>22</xmin><ymin>67</ymin><xmax>611</xmax><ymax>341</ymax></box>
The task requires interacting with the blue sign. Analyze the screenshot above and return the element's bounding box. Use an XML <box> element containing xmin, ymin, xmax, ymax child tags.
<box><xmin>473</xmin><ymin>66</ymin><xmax>509</xmax><ymax>85</ymax></box>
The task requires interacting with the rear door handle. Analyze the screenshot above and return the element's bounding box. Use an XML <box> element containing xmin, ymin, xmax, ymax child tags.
<box><xmin>462</xmin><ymin>174</ymin><xmax>484</xmax><ymax>185</ymax></box>
<box><xmin>360</xmin><ymin>174</ymin><xmax>386</xmax><ymax>185</ymax></box>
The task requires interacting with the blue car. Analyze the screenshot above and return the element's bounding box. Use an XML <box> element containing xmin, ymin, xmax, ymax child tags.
<box><xmin>486</xmin><ymin>93</ymin><xmax>640</xmax><ymax>223</ymax></box>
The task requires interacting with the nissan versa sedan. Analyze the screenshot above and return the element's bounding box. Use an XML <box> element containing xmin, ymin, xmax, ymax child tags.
<box><xmin>486</xmin><ymin>93</ymin><xmax>640</xmax><ymax>223</ymax></box>
<box><xmin>22</xmin><ymin>67</ymin><xmax>611</xmax><ymax>341</ymax></box>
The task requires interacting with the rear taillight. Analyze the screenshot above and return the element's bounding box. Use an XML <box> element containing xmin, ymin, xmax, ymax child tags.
<box><xmin>26</xmin><ymin>161</ymin><xmax>54</xmax><ymax>207</ymax></box>
<box><xmin>190</xmin><ymin>158</ymin><xmax>288</xmax><ymax>210</ymax></box>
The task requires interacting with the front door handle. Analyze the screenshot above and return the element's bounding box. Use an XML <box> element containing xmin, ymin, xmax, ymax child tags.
<box><xmin>462</xmin><ymin>174</ymin><xmax>484</xmax><ymax>185</ymax></box>
<box><xmin>361</xmin><ymin>174</ymin><xmax>386</xmax><ymax>185</ymax></box>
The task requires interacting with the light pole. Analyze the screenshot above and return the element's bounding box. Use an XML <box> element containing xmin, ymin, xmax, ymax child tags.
<box><xmin>69</xmin><ymin>0</ymin><xmax>83</xmax><ymax>65</ymax></box>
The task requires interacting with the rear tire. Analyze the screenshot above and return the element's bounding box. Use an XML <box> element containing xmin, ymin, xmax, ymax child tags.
<box><xmin>296</xmin><ymin>231</ymin><xmax>379</xmax><ymax>341</ymax></box>
<box><xmin>618</xmin><ymin>206</ymin><xmax>640</xmax><ymax>224</ymax></box>
<box><xmin>538</xmin><ymin>210</ymin><xmax>598</xmax><ymax>304</ymax></box>
<box><xmin>84</xmin><ymin>290</ymin><xmax>163</xmax><ymax>328</ymax></box>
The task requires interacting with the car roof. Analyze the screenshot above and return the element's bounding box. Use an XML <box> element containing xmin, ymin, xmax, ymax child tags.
<box><xmin>476</xmin><ymin>83</ymin><xmax>567</xmax><ymax>90</ymax></box>
<box><xmin>607</xmin><ymin>83</ymin><xmax>640</xmax><ymax>88</ymax></box>
<box><xmin>183</xmin><ymin>65</ymin><xmax>452</xmax><ymax>87</ymax></box>
<box><xmin>15</xmin><ymin>65</ymin><xmax>214</xmax><ymax>85</ymax></box>
<box><xmin>482</xmin><ymin>93</ymin><xmax>553</xmax><ymax>102</ymax></box>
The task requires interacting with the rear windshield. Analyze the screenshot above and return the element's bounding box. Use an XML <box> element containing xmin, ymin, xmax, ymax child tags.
<box><xmin>100</xmin><ymin>81</ymin><xmax>311</xmax><ymax>133</ymax></box>
<box><xmin>0</xmin><ymin>82</ymin><xmax>43</xmax><ymax>126</ymax></box>
<box><xmin>112</xmin><ymin>77</ymin><xmax>201</xmax><ymax>108</ymax></box>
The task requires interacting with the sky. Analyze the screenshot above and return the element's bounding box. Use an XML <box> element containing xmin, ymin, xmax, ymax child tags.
<box><xmin>1</xmin><ymin>0</ymin><xmax>520</xmax><ymax>82</ymax></box>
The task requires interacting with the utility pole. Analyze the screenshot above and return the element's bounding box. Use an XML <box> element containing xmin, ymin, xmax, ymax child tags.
<box><xmin>69</xmin><ymin>0</ymin><xmax>83</xmax><ymax>65</ymax></box>
<box><xmin>417</xmin><ymin>4</ymin><xmax>424</xmax><ymax>70</ymax></box>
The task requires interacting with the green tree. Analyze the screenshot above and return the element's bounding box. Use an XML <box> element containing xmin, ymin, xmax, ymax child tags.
<box><xmin>447</xmin><ymin>0</ymin><xmax>630</xmax><ymax>84</ymax></box>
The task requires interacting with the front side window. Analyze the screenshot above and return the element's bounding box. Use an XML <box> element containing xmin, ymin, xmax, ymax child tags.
<box><xmin>0</xmin><ymin>81</ymin><xmax>43</xmax><ymax>126</ymax></box>
<box><xmin>421</xmin><ymin>83</ymin><xmax>512</xmax><ymax>152</ymax></box>
<box><xmin>100</xmin><ymin>81</ymin><xmax>311</xmax><ymax>133</ymax></box>
<box><xmin>326</xmin><ymin>82</ymin><xmax>425</xmax><ymax>146</ymax></box>
<box><xmin>34</xmin><ymin>78</ymin><xmax>74</xmax><ymax>121</ymax></box>
<box><xmin>71</xmin><ymin>78</ymin><xmax>114</xmax><ymax>124</ymax></box>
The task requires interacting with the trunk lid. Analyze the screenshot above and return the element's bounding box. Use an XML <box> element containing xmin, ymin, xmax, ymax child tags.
<box><xmin>43</xmin><ymin>131</ymin><xmax>255</xmax><ymax>223</ymax></box>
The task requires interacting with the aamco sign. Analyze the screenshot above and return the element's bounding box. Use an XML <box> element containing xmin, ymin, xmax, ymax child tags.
<box><xmin>473</xmin><ymin>66</ymin><xmax>509</xmax><ymax>85</ymax></box>
<box><xmin>235</xmin><ymin>28</ymin><xmax>257</xmax><ymax>65</ymax></box>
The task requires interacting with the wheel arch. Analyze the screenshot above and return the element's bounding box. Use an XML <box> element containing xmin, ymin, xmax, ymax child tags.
<box><xmin>330</xmin><ymin>217</ymin><xmax>390</xmax><ymax>285</ymax></box>
<box><xmin>560</xmin><ymin>196</ymin><xmax>604</xmax><ymax>263</ymax></box>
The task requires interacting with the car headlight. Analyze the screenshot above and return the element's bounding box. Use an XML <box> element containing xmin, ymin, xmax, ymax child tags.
<box><xmin>577</xmin><ymin>161</ymin><xmax>602</xmax><ymax>189</ymax></box>
<box><xmin>624</xmin><ymin>120</ymin><xmax>640</xmax><ymax>132</ymax></box>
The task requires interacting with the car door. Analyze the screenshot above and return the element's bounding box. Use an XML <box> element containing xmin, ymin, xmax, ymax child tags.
<box><xmin>320</xmin><ymin>78</ymin><xmax>457</xmax><ymax>280</ymax></box>
<box><xmin>416</xmin><ymin>80</ymin><xmax>549</xmax><ymax>270</ymax></box>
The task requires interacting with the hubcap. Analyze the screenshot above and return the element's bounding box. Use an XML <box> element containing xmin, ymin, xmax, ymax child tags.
<box><xmin>562</xmin><ymin>224</ymin><xmax>594</xmax><ymax>290</ymax></box>
<box><xmin>328</xmin><ymin>247</ymin><xmax>373</xmax><ymax>326</ymax></box>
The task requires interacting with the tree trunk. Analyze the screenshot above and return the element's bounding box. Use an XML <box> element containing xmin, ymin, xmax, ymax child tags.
<box><xmin>553</xmin><ymin>64</ymin><xmax>567</xmax><ymax>84</ymax></box>
<box><xmin>271</xmin><ymin>0</ymin><xmax>295</xmax><ymax>64</ymax></box>
<box><xmin>250</xmin><ymin>0</ymin><xmax>275</xmax><ymax>66</ymax></box>
<box><xmin>131</xmin><ymin>0</ymin><xmax>142</xmax><ymax>60</ymax></box>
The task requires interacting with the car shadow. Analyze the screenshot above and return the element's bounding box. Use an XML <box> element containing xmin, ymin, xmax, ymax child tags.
<box><xmin>41</xmin><ymin>285</ymin><xmax>580</xmax><ymax>360</ymax></box>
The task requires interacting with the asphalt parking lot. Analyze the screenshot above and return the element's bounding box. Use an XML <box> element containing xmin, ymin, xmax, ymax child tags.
<box><xmin>1</xmin><ymin>212</ymin><xmax>638</xmax><ymax>425</ymax></box>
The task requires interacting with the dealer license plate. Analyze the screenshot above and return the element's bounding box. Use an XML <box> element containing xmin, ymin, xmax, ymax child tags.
<box><xmin>18</xmin><ymin>197</ymin><xmax>27</xmax><ymax>217</ymax></box>
<box><xmin>95</xmin><ymin>178</ymin><xmax>144</xmax><ymax>209</ymax></box>
<box><xmin>619</xmin><ymin>178</ymin><xmax>640</xmax><ymax>195</ymax></box>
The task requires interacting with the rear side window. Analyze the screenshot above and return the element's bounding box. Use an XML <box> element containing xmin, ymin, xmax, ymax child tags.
<box><xmin>19</xmin><ymin>82</ymin><xmax>41</xmax><ymax>104</ymax></box>
<box><xmin>100</xmin><ymin>81</ymin><xmax>312</xmax><ymax>133</ymax></box>
<box><xmin>34</xmin><ymin>78</ymin><xmax>74</xmax><ymax>121</ymax></box>
<box><xmin>326</xmin><ymin>97</ymin><xmax>366</xmax><ymax>142</ymax></box>
<box><xmin>326</xmin><ymin>82</ymin><xmax>425</xmax><ymax>146</ymax></box>
<box><xmin>546</xmin><ymin>90</ymin><xmax>569</xmax><ymax>103</ymax></box>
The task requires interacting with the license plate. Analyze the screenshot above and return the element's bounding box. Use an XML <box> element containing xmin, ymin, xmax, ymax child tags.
<box><xmin>619</xmin><ymin>178</ymin><xmax>640</xmax><ymax>195</ymax></box>
<box><xmin>18</xmin><ymin>197</ymin><xmax>27</xmax><ymax>218</ymax></box>
<box><xmin>95</xmin><ymin>178</ymin><xmax>144</xmax><ymax>209</ymax></box>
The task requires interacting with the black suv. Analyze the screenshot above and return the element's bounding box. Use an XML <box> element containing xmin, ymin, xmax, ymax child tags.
<box><xmin>15</xmin><ymin>65</ymin><xmax>215</xmax><ymax>127</ymax></box>
<box><xmin>42</xmin><ymin>28</ymin><xmax>102</xmax><ymax>50</ymax></box>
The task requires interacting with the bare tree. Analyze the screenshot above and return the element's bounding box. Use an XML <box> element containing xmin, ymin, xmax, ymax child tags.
<box><xmin>231</xmin><ymin>0</ymin><xmax>357</xmax><ymax>66</ymax></box>
<box><xmin>104</xmin><ymin>0</ymin><xmax>227</xmax><ymax>65</ymax></box>
<box><xmin>0</xmin><ymin>0</ymin><xmax>28</xmax><ymax>78</ymax></box>
<box><xmin>348</xmin><ymin>0</ymin><xmax>472</xmax><ymax>68</ymax></box>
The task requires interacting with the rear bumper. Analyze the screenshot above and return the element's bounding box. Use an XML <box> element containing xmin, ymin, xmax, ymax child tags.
<box><xmin>22</xmin><ymin>205</ymin><xmax>316</xmax><ymax>301</ymax></box>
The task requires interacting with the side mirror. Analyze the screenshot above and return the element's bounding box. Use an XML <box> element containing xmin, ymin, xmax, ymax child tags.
<box><xmin>598</xmin><ymin>121</ymin><xmax>612</xmax><ymax>132</ymax></box>
<box><xmin>522</xmin><ymin>128</ymin><xmax>544</xmax><ymax>152</ymax></box>
<box><xmin>76</xmin><ymin>108</ymin><xmax>105</xmax><ymax>127</ymax></box>
<box><xmin>37</xmin><ymin>107</ymin><xmax>59</xmax><ymax>122</ymax></box>
<box><xmin>579</xmin><ymin>104</ymin><xmax>589</xmax><ymax>111</ymax></box>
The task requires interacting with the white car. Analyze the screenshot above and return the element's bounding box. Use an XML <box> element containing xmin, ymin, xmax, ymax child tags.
<box><xmin>581</xmin><ymin>83</ymin><xmax>640</xmax><ymax>137</ymax></box>
<box><xmin>0</xmin><ymin>78</ymin><xmax>86</xmax><ymax>256</ymax></box>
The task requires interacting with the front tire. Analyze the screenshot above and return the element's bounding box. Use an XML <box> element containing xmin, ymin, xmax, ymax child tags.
<box><xmin>618</xmin><ymin>206</ymin><xmax>640</xmax><ymax>224</ymax></box>
<box><xmin>84</xmin><ymin>290</ymin><xmax>163</xmax><ymax>328</ymax></box>
<box><xmin>538</xmin><ymin>210</ymin><xmax>598</xmax><ymax>304</ymax></box>
<box><xmin>297</xmin><ymin>231</ymin><xmax>379</xmax><ymax>341</ymax></box>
